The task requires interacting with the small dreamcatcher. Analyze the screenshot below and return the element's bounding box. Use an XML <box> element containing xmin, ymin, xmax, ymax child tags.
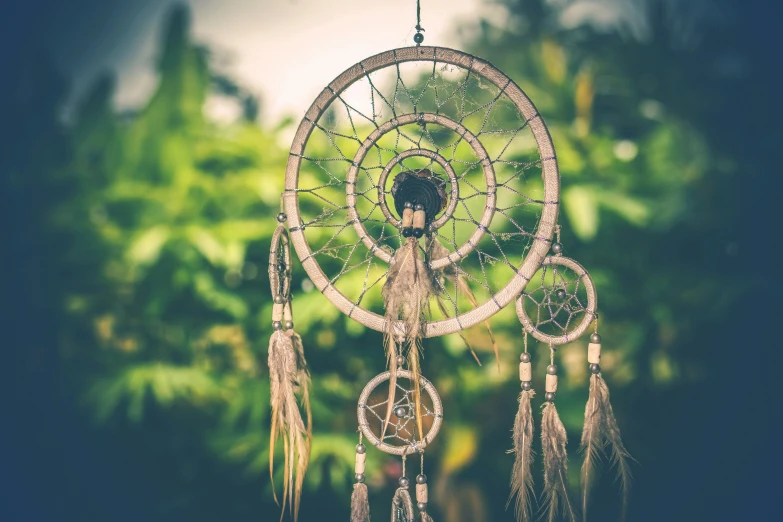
<box><xmin>265</xmin><ymin>2</ymin><xmax>632</xmax><ymax>521</ymax></box>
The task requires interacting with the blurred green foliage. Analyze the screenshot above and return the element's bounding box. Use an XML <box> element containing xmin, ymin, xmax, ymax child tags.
<box><xmin>10</xmin><ymin>1</ymin><xmax>773</xmax><ymax>521</ymax></box>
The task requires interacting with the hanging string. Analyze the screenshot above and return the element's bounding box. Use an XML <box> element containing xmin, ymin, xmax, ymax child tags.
<box><xmin>402</xmin><ymin>454</ymin><xmax>408</xmax><ymax>477</ymax></box>
<box><xmin>549</xmin><ymin>343</ymin><xmax>555</xmax><ymax>365</ymax></box>
<box><xmin>414</xmin><ymin>0</ymin><xmax>425</xmax><ymax>45</ymax></box>
<box><xmin>523</xmin><ymin>330</ymin><xmax>528</xmax><ymax>354</ymax></box>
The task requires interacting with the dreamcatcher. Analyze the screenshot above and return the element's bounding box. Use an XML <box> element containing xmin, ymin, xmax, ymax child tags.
<box><xmin>266</xmin><ymin>3</ymin><xmax>632</xmax><ymax>521</ymax></box>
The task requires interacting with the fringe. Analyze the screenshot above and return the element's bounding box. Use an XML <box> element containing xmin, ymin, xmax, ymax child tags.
<box><xmin>382</xmin><ymin>237</ymin><xmax>432</xmax><ymax>441</ymax></box>
<box><xmin>428</xmin><ymin>237</ymin><xmax>498</xmax><ymax>368</ymax></box>
<box><xmin>268</xmin><ymin>330</ymin><xmax>311</xmax><ymax>522</ymax></box>
<box><xmin>541</xmin><ymin>402</ymin><xmax>577</xmax><ymax>522</ymax></box>
<box><xmin>351</xmin><ymin>483</ymin><xmax>371</xmax><ymax>522</ymax></box>
<box><xmin>508</xmin><ymin>389</ymin><xmax>535</xmax><ymax>522</ymax></box>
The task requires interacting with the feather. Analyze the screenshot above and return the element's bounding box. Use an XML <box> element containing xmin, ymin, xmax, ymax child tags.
<box><xmin>382</xmin><ymin>237</ymin><xmax>432</xmax><ymax>441</ymax></box>
<box><xmin>428</xmin><ymin>237</ymin><xmax>498</xmax><ymax>369</ymax></box>
<box><xmin>351</xmin><ymin>482</ymin><xmax>371</xmax><ymax>522</ymax></box>
<box><xmin>579</xmin><ymin>374</ymin><xmax>601</xmax><ymax>522</ymax></box>
<box><xmin>380</xmin><ymin>337</ymin><xmax>399</xmax><ymax>441</ymax></box>
<box><xmin>420</xmin><ymin>513</ymin><xmax>434</xmax><ymax>522</ymax></box>
<box><xmin>579</xmin><ymin>374</ymin><xmax>633</xmax><ymax>521</ymax></box>
<box><xmin>541</xmin><ymin>402</ymin><xmax>578</xmax><ymax>522</ymax></box>
<box><xmin>268</xmin><ymin>330</ymin><xmax>311</xmax><ymax>522</ymax></box>
<box><xmin>507</xmin><ymin>389</ymin><xmax>535</xmax><ymax>522</ymax></box>
<box><xmin>391</xmin><ymin>487</ymin><xmax>415</xmax><ymax>522</ymax></box>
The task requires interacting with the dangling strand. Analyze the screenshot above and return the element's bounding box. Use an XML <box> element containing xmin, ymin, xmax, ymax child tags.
<box><xmin>413</xmin><ymin>0</ymin><xmax>425</xmax><ymax>45</ymax></box>
<box><xmin>579</xmin><ymin>324</ymin><xmax>634</xmax><ymax>521</ymax></box>
<box><xmin>541</xmin><ymin>345</ymin><xmax>577</xmax><ymax>522</ymax></box>
<box><xmin>268</xmin><ymin>216</ymin><xmax>310</xmax><ymax>522</ymax></box>
<box><xmin>351</xmin><ymin>433</ymin><xmax>371</xmax><ymax>522</ymax></box>
<box><xmin>391</xmin><ymin>455</ymin><xmax>415</xmax><ymax>522</ymax></box>
<box><xmin>508</xmin><ymin>331</ymin><xmax>535</xmax><ymax>522</ymax></box>
<box><xmin>382</xmin><ymin>202</ymin><xmax>433</xmax><ymax>442</ymax></box>
<box><xmin>416</xmin><ymin>453</ymin><xmax>433</xmax><ymax>522</ymax></box>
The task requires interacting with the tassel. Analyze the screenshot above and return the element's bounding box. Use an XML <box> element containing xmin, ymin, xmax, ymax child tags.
<box><xmin>420</xmin><ymin>513</ymin><xmax>434</xmax><ymax>522</ymax></box>
<box><xmin>351</xmin><ymin>483</ymin><xmax>371</xmax><ymax>522</ymax></box>
<box><xmin>382</xmin><ymin>237</ymin><xmax>433</xmax><ymax>440</ymax></box>
<box><xmin>391</xmin><ymin>487</ymin><xmax>415</xmax><ymax>522</ymax></box>
<box><xmin>428</xmin><ymin>237</ymin><xmax>498</xmax><ymax>368</ymax></box>
<box><xmin>580</xmin><ymin>373</ymin><xmax>633</xmax><ymax>521</ymax></box>
<box><xmin>508</xmin><ymin>389</ymin><xmax>535</xmax><ymax>522</ymax></box>
<box><xmin>268</xmin><ymin>329</ymin><xmax>311</xmax><ymax>522</ymax></box>
<box><xmin>541</xmin><ymin>401</ymin><xmax>578</xmax><ymax>522</ymax></box>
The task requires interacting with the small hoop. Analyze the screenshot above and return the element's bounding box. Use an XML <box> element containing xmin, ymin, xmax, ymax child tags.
<box><xmin>268</xmin><ymin>225</ymin><xmax>292</xmax><ymax>299</ymax></box>
<box><xmin>376</xmin><ymin>148</ymin><xmax>460</xmax><ymax>230</ymax></box>
<box><xmin>357</xmin><ymin>370</ymin><xmax>443</xmax><ymax>456</ymax></box>
<box><xmin>515</xmin><ymin>256</ymin><xmax>597</xmax><ymax>345</ymax></box>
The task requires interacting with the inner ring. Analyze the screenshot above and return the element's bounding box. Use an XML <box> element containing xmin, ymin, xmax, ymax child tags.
<box><xmin>377</xmin><ymin>148</ymin><xmax>460</xmax><ymax>230</ymax></box>
<box><xmin>346</xmin><ymin>112</ymin><xmax>497</xmax><ymax>270</ymax></box>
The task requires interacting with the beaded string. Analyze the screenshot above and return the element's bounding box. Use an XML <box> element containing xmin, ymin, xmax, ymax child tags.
<box><xmin>413</xmin><ymin>0</ymin><xmax>425</xmax><ymax>45</ymax></box>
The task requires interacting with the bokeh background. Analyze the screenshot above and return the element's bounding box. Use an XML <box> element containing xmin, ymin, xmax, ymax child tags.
<box><xmin>3</xmin><ymin>0</ymin><xmax>781</xmax><ymax>521</ymax></box>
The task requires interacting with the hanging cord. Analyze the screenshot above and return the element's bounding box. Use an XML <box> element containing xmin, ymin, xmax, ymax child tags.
<box><xmin>414</xmin><ymin>0</ymin><xmax>425</xmax><ymax>45</ymax></box>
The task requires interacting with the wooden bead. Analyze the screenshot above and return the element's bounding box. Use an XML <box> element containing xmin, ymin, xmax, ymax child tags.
<box><xmin>588</xmin><ymin>343</ymin><xmax>601</xmax><ymax>365</ymax></box>
<box><xmin>283</xmin><ymin>302</ymin><xmax>293</xmax><ymax>322</ymax></box>
<box><xmin>545</xmin><ymin>374</ymin><xmax>558</xmax><ymax>393</ymax></box>
<box><xmin>413</xmin><ymin>209</ymin><xmax>426</xmax><ymax>230</ymax></box>
<box><xmin>416</xmin><ymin>483</ymin><xmax>428</xmax><ymax>503</ymax></box>
<box><xmin>355</xmin><ymin>452</ymin><xmax>366</xmax><ymax>474</ymax></box>
<box><xmin>401</xmin><ymin>208</ymin><xmax>414</xmax><ymax>228</ymax></box>
<box><xmin>272</xmin><ymin>303</ymin><xmax>284</xmax><ymax>322</ymax></box>
<box><xmin>519</xmin><ymin>362</ymin><xmax>532</xmax><ymax>381</ymax></box>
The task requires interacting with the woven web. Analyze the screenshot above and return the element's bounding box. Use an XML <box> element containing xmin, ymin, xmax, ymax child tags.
<box><xmin>363</xmin><ymin>376</ymin><xmax>437</xmax><ymax>450</ymax></box>
<box><xmin>294</xmin><ymin>55</ymin><xmax>551</xmax><ymax>322</ymax></box>
<box><xmin>520</xmin><ymin>262</ymin><xmax>592</xmax><ymax>340</ymax></box>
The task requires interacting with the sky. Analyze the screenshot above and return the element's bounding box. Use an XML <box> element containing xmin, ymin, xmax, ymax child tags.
<box><xmin>29</xmin><ymin>0</ymin><xmax>495</xmax><ymax>123</ymax></box>
<box><xmin>2</xmin><ymin>0</ymin><xmax>655</xmax><ymax>123</ymax></box>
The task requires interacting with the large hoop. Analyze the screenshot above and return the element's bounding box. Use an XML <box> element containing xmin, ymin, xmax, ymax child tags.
<box><xmin>283</xmin><ymin>46</ymin><xmax>560</xmax><ymax>337</ymax></box>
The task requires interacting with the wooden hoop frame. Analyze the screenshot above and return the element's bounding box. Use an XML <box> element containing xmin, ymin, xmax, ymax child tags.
<box><xmin>283</xmin><ymin>46</ymin><xmax>560</xmax><ymax>337</ymax></box>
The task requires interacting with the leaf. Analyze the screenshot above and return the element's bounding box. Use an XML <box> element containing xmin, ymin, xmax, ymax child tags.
<box><xmin>563</xmin><ymin>185</ymin><xmax>599</xmax><ymax>240</ymax></box>
<box><xmin>599</xmin><ymin>191</ymin><xmax>650</xmax><ymax>226</ymax></box>
<box><xmin>542</xmin><ymin>41</ymin><xmax>567</xmax><ymax>85</ymax></box>
<box><xmin>86</xmin><ymin>364</ymin><xmax>224</xmax><ymax>423</ymax></box>
<box><xmin>188</xmin><ymin>227</ymin><xmax>225</xmax><ymax>265</ymax></box>
<box><xmin>441</xmin><ymin>424</ymin><xmax>478</xmax><ymax>477</ymax></box>
<box><xmin>126</xmin><ymin>226</ymin><xmax>169</xmax><ymax>265</ymax></box>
